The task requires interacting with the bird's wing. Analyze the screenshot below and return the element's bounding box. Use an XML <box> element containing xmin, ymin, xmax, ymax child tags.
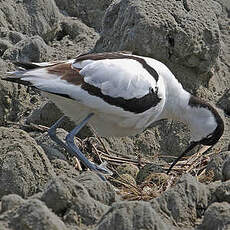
<box><xmin>72</xmin><ymin>53</ymin><xmax>163</xmax><ymax>114</ymax></box>
<box><xmin>4</xmin><ymin>53</ymin><xmax>162</xmax><ymax>115</ymax></box>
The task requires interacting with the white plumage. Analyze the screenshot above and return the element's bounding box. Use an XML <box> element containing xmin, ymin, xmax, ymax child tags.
<box><xmin>4</xmin><ymin>52</ymin><xmax>224</xmax><ymax>176</ymax></box>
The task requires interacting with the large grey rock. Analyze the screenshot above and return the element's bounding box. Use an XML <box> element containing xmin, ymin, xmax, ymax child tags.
<box><xmin>52</xmin><ymin>17</ymin><xmax>100</xmax><ymax>65</ymax></box>
<box><xmin>57</xmin><ymin>17</ymin><xmax>99</xmax><ymax>42</ymax></box>
<box><xmin>91</xmin><ymin>0</ymin><xmax>229</xmax><ymax>159</ymax></box>
<box><xmin>214</xmin><ymin>180</ymin><xmax>230</xmax><ymax>203</ymax></box>
<box><xmin>1</xmin><ymin>194</ymin><xmax>25</xmax><ymax>213</ymax></box>
<box><xmin>222</xmin><ymin>156</ymin><xmax>230</xmax><ymax>181</ymax></box>
<box><xmin>26</xmin><ymin>101</ymin><xmax>75</xmax><ymax>130</ymax></box>
<box><xmin>94</xmin><ymin>0</ymin><xmax>221</xmax><ymax>73</ymax></box>
<box><xmin>151</xmin><ymin>174</ymin><xmax>209</xmax><ymax>226</ymax></box>
<box><xmin>51</xmin><ymin>159</ymin><xmax>80</xmax><ymax>180</ymax></box>
<box><xmin>3</xmin><ymin>36</ymin><xmax>52</xmax><ymax>62</ymax></box>
<box><xmin>0</xmin><ymin>127</ymin><xmax>55</xmax><ymax>199</ymax></box>
<box><xmin>76</xmin><ymin>171</ymin><xmax>119</xmax><ymax>205</ymax></box>
<box><xmin>0</xmin><ymin>0</ymin><xmax>60</xmax><ymax>42</ymax></box>
<box><xmin>26</xmin><ymin>100</ymin><xmax>93</xmax><ymax>137</ymax></box>
<box><xmin>40</xmin><ymin>175</ymin><xmax>109</xmax><ymax>227</ymax></box>
<box><xmin>213</xmin><ymin>0</ymin><xmax>230</xmax><ymax>96</ymax></box>
<box><xmin>0</xmin><ymin>27</ymin><xmax>26</xmax><ymax>45</ymax></box>
<box><xmin>0</xmin><ymin>59</ymin><xmax>42</xmax><ymax>125</ymax></box>
<box><xmin>0</xmin><ymin>198</ymin><xmax>67</xmax><ymax>230</ymax></box>
<box><xmin>0</xmin><ymin>27</ymin><xmax>26</xmax><ymax>56</ymax></box>
<box><xmin>95</xmin><ymin>201</ymin><xmax>173</xmax><ymax>230</ymax></box>
<box><xmin>101</xmin><ymin>118</ymin><xmax>193</xmax><ymax>160</ymax></box>
<box><xmin>54</xmin><ymin>0</ymin><xmax>113</xmax><ymax>31</ymax></box>
<box><xmin>217</xmin><ymin>89</ymin><xmax>230</xmax><ymax>116</ymax></box>
<box><xmin>198</xmin><ymin>202</ymin><xmax>230</xmax><ymax>230</ymax></box>
<box><xmin>206</xmin><ymin>151</ymin><xmax>230</xmax><ymax>181</ymax></box>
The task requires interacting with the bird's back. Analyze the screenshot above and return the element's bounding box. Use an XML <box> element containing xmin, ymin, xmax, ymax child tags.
<box><xmin>4</xmin><ymin>52</ymin><xmax>168</xmax><ymax>136</ymax></box>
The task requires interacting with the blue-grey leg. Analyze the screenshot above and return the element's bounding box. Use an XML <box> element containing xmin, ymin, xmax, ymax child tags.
<box><xmin>48</xmin><ymin>114</ymin><xmax>112</xmax><ymax>181</ymax></box>
<box><xmin>66</xmin><ymin>113</ymin><xmax>113</xmax><ymax>180</ymax></box>
<box><xmin>48</xmin><ymin>116</ymin><xmax>71</xmax><ymax>150</ymax></box>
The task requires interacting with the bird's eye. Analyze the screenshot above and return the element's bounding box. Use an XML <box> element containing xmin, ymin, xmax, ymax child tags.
<box><xmin>149</xmin><ymin>87</ymin><xmax>158</xmax><ymax>94</ymax></box>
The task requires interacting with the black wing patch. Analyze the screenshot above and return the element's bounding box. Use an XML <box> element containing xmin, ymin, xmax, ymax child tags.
<box><xmin>82</xmin><ymin>82</ymin><xmax>161</xmax><ymax>114</ymax></box>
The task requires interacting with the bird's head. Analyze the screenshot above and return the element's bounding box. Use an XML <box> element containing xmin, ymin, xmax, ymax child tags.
<box><xmin>167</xmin><ymin>96</ymin><xmax>224</xmax><ymax>174</ymax></box>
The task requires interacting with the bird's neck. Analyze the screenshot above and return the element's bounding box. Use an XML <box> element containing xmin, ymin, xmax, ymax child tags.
<box><xmin>160</xmin><ymin>84</ymin><xmax>191</xmax><ymax>122</ymax></box>
<box><xmin>163</xmin><ymin>93</ymin><xmax>218</xmax><ymax>142</ymax></box>
<box><xmin>143</xmin><ymin>56</ymin><xmax>219</xmax><ymax>142</ymax></box>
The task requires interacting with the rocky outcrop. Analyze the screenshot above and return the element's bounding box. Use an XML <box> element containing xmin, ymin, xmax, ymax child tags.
<box><xmin>0</xmin><ymin>0</ymin><xmax>60</xmax><ymax>42</ymax></box>
<box><xmin>0</xmin><ymin>196</ymin><xmax>68</xmax><ymax>230</ymax></box>
<box><xmin>151</xmin><ymin>174</ymin><xmax>209</xmax><ymax>226</ymax></box>
<box><xmin>96</xmin><ymin>201</ymin><xmax>172</xmax><ymax>230</ymax></box>
<box><xmin>198</xmin><ymin>202</ymin><xmax>230</xmax><ymax>230</ymax></box>
<box><xmin>94</xmin><ymin>0</ymin><xmax>221</xmax><ymax>74</ymax></box>
<box><xmin>54</xmin><ymin>0</ymin><xmax>113</xmax><ymax>31</ymax></box>
<box><xmin>0</xmin><ymin>127</ymin><xmax>55</xmax><ymax>199</ymax></box>
<box><xmin>0</xmin><ymin>0</ymin><xmax>229</xmax><ymax>229</ymax></box>
<box><xmin>3</xmin><ymin>36</ymin><xmax>52</xmax><ymax>62</ymax></box>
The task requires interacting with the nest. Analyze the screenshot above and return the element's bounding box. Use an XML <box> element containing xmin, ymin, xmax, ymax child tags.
<box><xmin>79</xmin><ymin>136</ymin><xmax>218</xmax><ymax>201</ymax></box>
<box><xmin>8</xmin><ymin>121</ymin><xmax>218</xmax><ymax>201</ymax></box>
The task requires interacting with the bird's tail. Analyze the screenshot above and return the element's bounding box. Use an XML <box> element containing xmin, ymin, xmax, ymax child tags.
<box><xmin>2</xmin><ymin>59</ymin><xmax>80</xmax><ymax>100</ymax></box>
<box><xmin>3</xmin><ymin>61</ymin><xmax>63</xmax><ymax>87</ymax></box>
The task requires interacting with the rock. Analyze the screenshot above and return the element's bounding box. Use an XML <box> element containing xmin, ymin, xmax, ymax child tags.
<box><xmin>1</xmin><ymin>194</ymin><xmax>25</xmax><ymax>213</ymax></box>
<box><xmin>0</xmin><ymin>41</ymin><xmax>12</xmax><ymax>57</ymax></box>
<box><xmin>103</xmin><ymin>120</ymin><xmax>193</xmax><ymax>166</ymax></box>
<box><xmin>76</xmin><ymin>171</ymin><xmax>119</xmax><ymax>205</ymax></box>
<box><xmin>40</xmin><ymin>176</ymin><xmax>73</xmax><ymax>214</ymax></box>
<box><xmin>26</xmin><ymin>100</ymin><xmax>93</xmax><ymax>137</ymax></box>
<box><xmin>3</xmin><ymin>36</ymin><xmax>52</xmax><ymax>62</ymax></box>
<box><xmin>222</xmin><ymin>156</ymin><xmax>230</xmax><ymax>181</ymax></box>
<box><xmin>0</xmin><ymin>27</ymin><xmax>26</xmax><ymax>45</ymax></box>
<box><xmin>0</xmin><ymin>60</ymin><xmax>13</xmax><ymax>124</ymax></box>
<box><xmin>214</xmin><ymin>180</ymin><xmax>230</xmax><ymax>203</ymax></box>
<box><xmin>0</xmin><ymin>0</ymin><xmax>60</xmax><ymax>42</ymax></box>
<box><xmin>40</xmin><ymin>175</ymin><xmax>109</xmax><ymax>227</ymax></box>
<box><xmin>89</xmin><ymin>0</ymin><xmax>230</xmax><ymax>160</ymax></box>
<box><xmin>206</xmin><ymin>151</ymin><xmax>230</xmax><ymax>181</ymax></box>
<box><xmin>206</xmin><ymin>181</ymin><xmax>222</xmax><ymax>204</ymax></box>
<box><xmin>0</xmin><ymin>198</ymin><xmax>67</xmax><ymax>230</ymax></box>
<box><xmin>94</xmin><ymin>0</ymin><xmax>221</xmax><ymax>74</ymax></box>
<box><xmin>54</xmin><ymin>0</ymin><xmax>113</xmax><ymax>31</ymax></box>
<box><xmin>95</xmin><ymin>201</ymin><xmax>172</xmax><ymax>230</ymax></box>
<box><xmin>198</xmin><ymin>202</ymin><xmax>230</xmax><ymax>230</ymax></box>
<box><xmin>0</xmin><ymin>27</ymin><xmax>27</xmax><ymax>56</ymax></box>
<box><xmin>217</xmin><ymin>89</ymin><xmax>230</xmax><ymax>116</ymax></box>
<box><xmin>151</xmin><ymin>174</ymin><xmax>209</xmax><ymax>226</ymax></box>
<box><xmin>57</xmin><ymin>17</ymin><xmax>99</xmax><ymax>43</ymax></box>
<box><xmin>51</xmin><ymin>159</ymin><xmax>80</xmax><ymax>180</ymax></box>
<box><xmin>0</xmin><ymin>127</ymin><xmax>55</xmax><ymax>199</ymax></box>
<box><xmin>0</xmin><ymin>59</ymin><xmax>42</xmax><ymax>125</ymax></box>
<box><xmin>0</xmin><ymin>40</ymin><xmax>12</xmax><ymax>56</ymax></box>
<box><xmin>26</xmin><ymin>101</ymin><xmax>75</xmax><ymax>130</ymax></box>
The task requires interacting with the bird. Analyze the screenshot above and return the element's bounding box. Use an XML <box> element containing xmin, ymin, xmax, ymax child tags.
<box><xmin>3</xmin><ymin>51</ymin><xmax>224</xmax><ymax>180</ymax></box>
